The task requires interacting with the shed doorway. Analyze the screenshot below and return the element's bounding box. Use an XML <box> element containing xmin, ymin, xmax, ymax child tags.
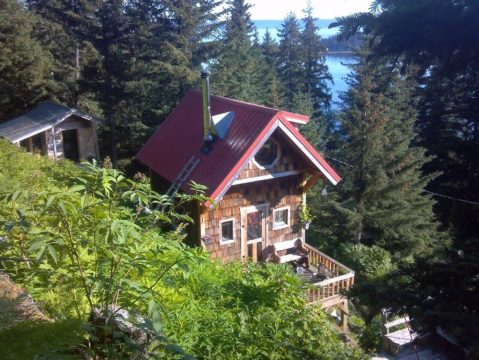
<box><xmin>241</xmin><ymin>204</ymin><xmax>268</xmax><ymax>262</ymax></box>
<box><xmin>62</xmin><ymin>129</ymin><xmax>80</xmax><ymax>162</ymax></box>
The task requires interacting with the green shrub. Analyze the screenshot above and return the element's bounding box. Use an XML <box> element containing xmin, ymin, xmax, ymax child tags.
<box><xmin>341</xmin><ymin>243</ymin><xmax>393</xmax><ymax>281</ymax></box>
<box><xmin>0</xmin><ymin>141</ymin><xmax>366</xmax><ymax>359</ymax></box>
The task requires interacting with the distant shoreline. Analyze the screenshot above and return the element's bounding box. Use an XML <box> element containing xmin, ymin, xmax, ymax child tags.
<box><xmin>327</xmin><ymin>51</ymin><xmax>354</xmax><ymax>55</ymax></box>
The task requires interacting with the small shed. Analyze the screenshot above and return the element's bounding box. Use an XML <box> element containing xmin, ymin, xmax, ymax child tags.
<box><xmin>0</xmin><ymin>101</ymin><xmax>100</xmax><ymax>162</ymax></box>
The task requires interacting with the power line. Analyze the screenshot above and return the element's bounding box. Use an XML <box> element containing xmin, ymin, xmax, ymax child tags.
<box><xmin>321</xmin><ymin>153</ymin><xmax>355</xmax><ymax>168</ymax></box>
<box><xmin>320</xmin><ymin>152</ymin><xmax>479</xmax><ymax>206</ymax></box>
<box><xmin>422</xmin><ymin>189</ymin><xmax>479</xmax><ymax>206</ymax></box>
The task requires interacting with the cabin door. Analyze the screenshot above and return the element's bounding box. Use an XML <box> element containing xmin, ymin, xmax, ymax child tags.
<box><xmin>241</xmin><ymin>204</ymin><xmax>268</xmax><ymax>262</ymax></box>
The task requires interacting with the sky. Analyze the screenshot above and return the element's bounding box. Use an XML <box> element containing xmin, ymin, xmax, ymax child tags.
<box><xmin>249</xmin><ymin>0</ymin><xmax>373</xmax><ymax>20</ymax></box>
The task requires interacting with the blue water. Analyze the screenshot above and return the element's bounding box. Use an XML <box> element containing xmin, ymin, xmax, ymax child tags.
<box><xmin>327</xmin><ymin>54</ymin><xmax>355</xmax><ymax>108</ymax></box>
<box><xmin>253</xmin><ymin>20</ymin><xmax>355</xmax><ymax>109</ymax></box>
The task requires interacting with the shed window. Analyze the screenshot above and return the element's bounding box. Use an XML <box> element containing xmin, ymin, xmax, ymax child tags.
<box><xmin>273</xmin><ymin>207</ymin><xmax>290</xmax><ymax>230</ymax></box>
<box><xmin>220</xmin><ymin>219</ymin><xmax>235</xmax><ymax>244</ymax></box>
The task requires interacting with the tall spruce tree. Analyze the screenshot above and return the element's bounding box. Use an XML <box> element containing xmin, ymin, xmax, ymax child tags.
<box><xmin>334</xmin><ymin>2</ymin><xmax>479</xmax><ymax>350</ymax></box>
<box><xmin>211</xmin><ymin>0</ymin><xmax>266</xmax><ymax>103</ymax></box>
<box><xmin>27</xmin><ymin>0</ymin><xmax>222</xmax><ymax>165</ymax></box>
<box><xmin>121</xmin><ymin>0</ymin><xmax>222</xmax><ymax>159</ymax></box>
<box><xmin>328</xmin><ymin>49</ymin><xmax>440</xmax><ymax>259</ymax></box>
<box><xmin>277</xmin><ymin>13</ymin><xmax>303</xmax><ymax>111</ymax></box>
<box><xmin>27</xmin><ymin>0</ymin><xmax>95</xmax><ymax>108</ymax></box>
<box><xmin>0</xmin><ymin>0</ymin><xmax>54</xmax><ymax>121</ymax></box>
<box><xmin>260</xmin><ymin>30</ymin><xmax>283</xmax><ymax>108</ymax></box>
<box><xmin>334</xmin><ymin>0</ymin><xmax>479</xmax><ymax>244</ymax></box>
<box><xmin>301</xmin><ymin>4</ymin><xmax>332</xmax><ymax>113</ymax></box>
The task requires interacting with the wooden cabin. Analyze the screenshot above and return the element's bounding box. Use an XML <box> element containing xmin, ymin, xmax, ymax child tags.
<box><xmin>136</xmin><ymin>73</ymin><xmax>354</xmax><ymax>325</ymax></box>
<box><xmin>0</xmin><ymin>101</ymin><xmax>100</xmax><ymax>162</ymax></box>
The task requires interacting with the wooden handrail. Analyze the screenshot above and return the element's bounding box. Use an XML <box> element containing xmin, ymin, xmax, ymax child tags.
<box><xmin>312</xmin><ymin>272</ymin><xmax>355</xmax><ymax>287</ymax></box>
<box><xmin>304</xmin><ymin>243</ymin><xmax>355</xmax><ymax>304</ymax></box>
<box><xmin>304</xmin><ymin>243</ymin><xmax>354</xmax><ymax>274</ymax></box>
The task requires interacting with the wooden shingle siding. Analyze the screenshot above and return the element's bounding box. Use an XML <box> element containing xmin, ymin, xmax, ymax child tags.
<box><xmin>201</xmin><ymin>175</ymin><xmax>304</xmax><ymax>263</ymax></box>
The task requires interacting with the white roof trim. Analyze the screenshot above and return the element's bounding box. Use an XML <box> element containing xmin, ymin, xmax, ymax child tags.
<box><xmin>210</xmin><ymin>118</ymin><xmax>338</xmax><ymax>205</ymax></box>
<box><xmin>232</xmin><ymin>170</ymin><xmax>302</xmax><ymax>185</ymax></box>
<box><xmin>210</xmin><ymin>121</ymin><xmax>280</xmax><ymax>204</ymax></box>
<box><xmin>277</xmin><ymin>121</ymin><xmax>338</xmax><ymax>185</ymax></box>
<box><xmin>284</xmin><ymin>116</ymin><xmax>307</xmax><ymax>124</ymax></box>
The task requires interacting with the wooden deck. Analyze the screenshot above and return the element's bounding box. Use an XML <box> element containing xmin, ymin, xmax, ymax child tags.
<box><xmin>289</xmin><ymin>244</ymin><xmax>355</xmax><ymax>330</ymax></box>
<box><xmin>302</xmin><ymin>243</ymin><xmax>355</xmax><ymax>305</ymax></box>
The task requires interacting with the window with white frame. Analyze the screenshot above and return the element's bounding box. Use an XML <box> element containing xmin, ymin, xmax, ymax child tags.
<box><xmin>273</xmin><ymin>207</ymin><xmax>290</xmax><ymax>230</ymax></box>
<box><xmin>220</xmin><ymin>218</ymin><xmax>235</xmax><ymax>244</ymax></box>
<box><xmin>254</xmin><ymin>139</ymin><xmax>280</xmax><ymax>168</ymax></box>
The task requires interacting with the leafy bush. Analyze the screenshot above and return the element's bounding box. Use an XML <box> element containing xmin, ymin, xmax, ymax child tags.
<box><xmin>340</xmin><ymin>243</ymin><xmax>393</xmax><ymax>281</ymax></box>
<box><xmin>0</xmin><ymin>142</ymin><xmax>366</xmax><ymax>359</ymax></box>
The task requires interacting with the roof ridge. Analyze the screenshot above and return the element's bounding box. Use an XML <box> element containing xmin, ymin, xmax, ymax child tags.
<box><xmin>190</xmin><ymin>90</ymin><xmax>283</xmax><ymax>116</ymax></box>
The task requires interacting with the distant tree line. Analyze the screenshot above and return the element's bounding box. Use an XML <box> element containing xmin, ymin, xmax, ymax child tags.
<box><xmin>321</xmin><ymin>33</ymin><xmax>363</xmax><ymax>52</ymax></box>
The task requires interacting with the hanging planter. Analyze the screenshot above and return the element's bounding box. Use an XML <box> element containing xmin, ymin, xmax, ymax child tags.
<box><xmin>299</xmin><ymin>204</ymin><xmax>314</xmax><ymax>230</ymax></box>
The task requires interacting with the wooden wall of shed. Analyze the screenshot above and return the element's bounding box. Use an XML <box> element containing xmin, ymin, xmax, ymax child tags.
<box><xmin>43</xmin><ymin>116</ymin><xmax>98</xmax><ymax>161</ymax></box>
<box><xmin>77</xmin><ymin>127</ymin><xmax>96</xmax><ymax>159</ymax></box>
<box><xmin>200</xmin><ymin>175</ymin><xmax>304</xmax><ymax>263</ymax></box>
<box><xmin>60</xmin><ymin>116</ymin><xmax>96</xmax><ymax>160</ymax></box>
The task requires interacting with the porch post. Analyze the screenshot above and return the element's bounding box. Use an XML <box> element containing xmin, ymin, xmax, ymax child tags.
<box><xmin>338</xmin><ymin>300</ymin><xmax>349</xmax><ymax>332</ymax></box>
<box><xmin>51</xmin><ymin>127</ymin><xmax>57</xmax><ymax>161</ymax></box>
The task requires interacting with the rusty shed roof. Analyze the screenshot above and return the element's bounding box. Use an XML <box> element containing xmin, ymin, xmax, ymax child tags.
<box><xmin>0</xmin><ymin>101</ymin><xmax>97</xmax><ymax>143</ymax></box>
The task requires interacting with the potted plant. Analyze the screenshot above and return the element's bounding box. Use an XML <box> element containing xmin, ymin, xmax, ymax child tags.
<box><xmin>299</xmin><ymin>204</ymin><xmax>314</xmax><ymax>229</ymax></box>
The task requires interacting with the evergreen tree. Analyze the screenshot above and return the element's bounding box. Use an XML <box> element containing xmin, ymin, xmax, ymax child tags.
<box><xmin>277</xmin><ymin>13</ymin><xmax>303</xmax><ymax>111</ymax></box>
<box><xmin>260</xmin><ymin>29</ymin><xmax>279</xmax><ymax>68</ymax></box>
<box><xmin>334</xmin><ymin>2</ymin><xmax>479</xmax><ymax>348</ymax></box>
<box><xmin>27</xmin><ymin>0</ymin><xmax>95</xmax><ymax>108</ymax></box>
<box><xmin>0</xmin><ymin>0</ymin><xmax>54</xmax><ymax>121</ymax></box>
<box><xmin>27</xmin><ymin>0</ymin><xmax>222</xmax><ymax>165</ymax></box>
<box><xmin>416</xmin><ymin>63</ymin><xmax>479</xmax><ymax>242</ymax></box>
<box><xmin>211</xmin><ymin>0</ymin><xmax>266</xmax><ymax>103</ymax></box>
<box><xmin>334</xmin><ymin>0</ymin><xmax>479</xmax><ymax>243</ymax></box>
<box><xmin>260</xmin><ymin>30</ymin><xmax>283</xmax><ymax>108</ymax></box>
<box><xmin>327</xmin><ymin>49</ymin><xmax>441</xmax><ymax>259</ymax></box>
<box><xmin>121</xmin><ymin>0</ymin><xmax>222</xmax><ymax>160</ymax></box>
<box><xmin>301</xmin><ymin>4</ymin><xmax>332</xmax><ymax>113</ymax></box>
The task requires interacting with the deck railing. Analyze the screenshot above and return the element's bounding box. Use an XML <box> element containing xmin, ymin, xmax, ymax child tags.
<box><xmin>304</xmin><ymin>243</ymin><xmax>355</xmax><ymax>305</ymax></box>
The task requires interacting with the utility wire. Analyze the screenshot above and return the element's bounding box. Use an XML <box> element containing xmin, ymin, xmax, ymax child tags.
<box><xmin>422</xmin><ymin>189</ymin><xmax>479</xmax><ymax>206</ymax></box>
<box><xmin>321</xmin><ymin>153</ymin><xmax>355</xmax><ymax>168</ymax></box>
<box><xmin>320</xmin><ymin>152</ymin><xmax>479</xmax><ymax>206</ymax></box>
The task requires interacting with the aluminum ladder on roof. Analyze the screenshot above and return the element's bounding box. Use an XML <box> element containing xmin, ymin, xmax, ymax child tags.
<box><xmin>164</xmin><ymin>156</ymin><xmax>200</xmax><ymax>204</ymax></box>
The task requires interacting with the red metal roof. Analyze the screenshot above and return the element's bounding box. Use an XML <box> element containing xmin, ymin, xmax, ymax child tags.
<box><xmin>136</xmin><ymin>91</ymin><xmax>341</xmax><ymax>202</ymax></box>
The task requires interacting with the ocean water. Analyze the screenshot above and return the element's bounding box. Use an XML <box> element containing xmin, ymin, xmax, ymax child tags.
<box><xmin>327</xmin><ymin>54</ymin><xmax>355</xmax><ymax>108</ymax></box>
<box><xmin>253</xmin><ymin>20</ymin><xmax>355</xmax><ymax>109</ymax></box>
